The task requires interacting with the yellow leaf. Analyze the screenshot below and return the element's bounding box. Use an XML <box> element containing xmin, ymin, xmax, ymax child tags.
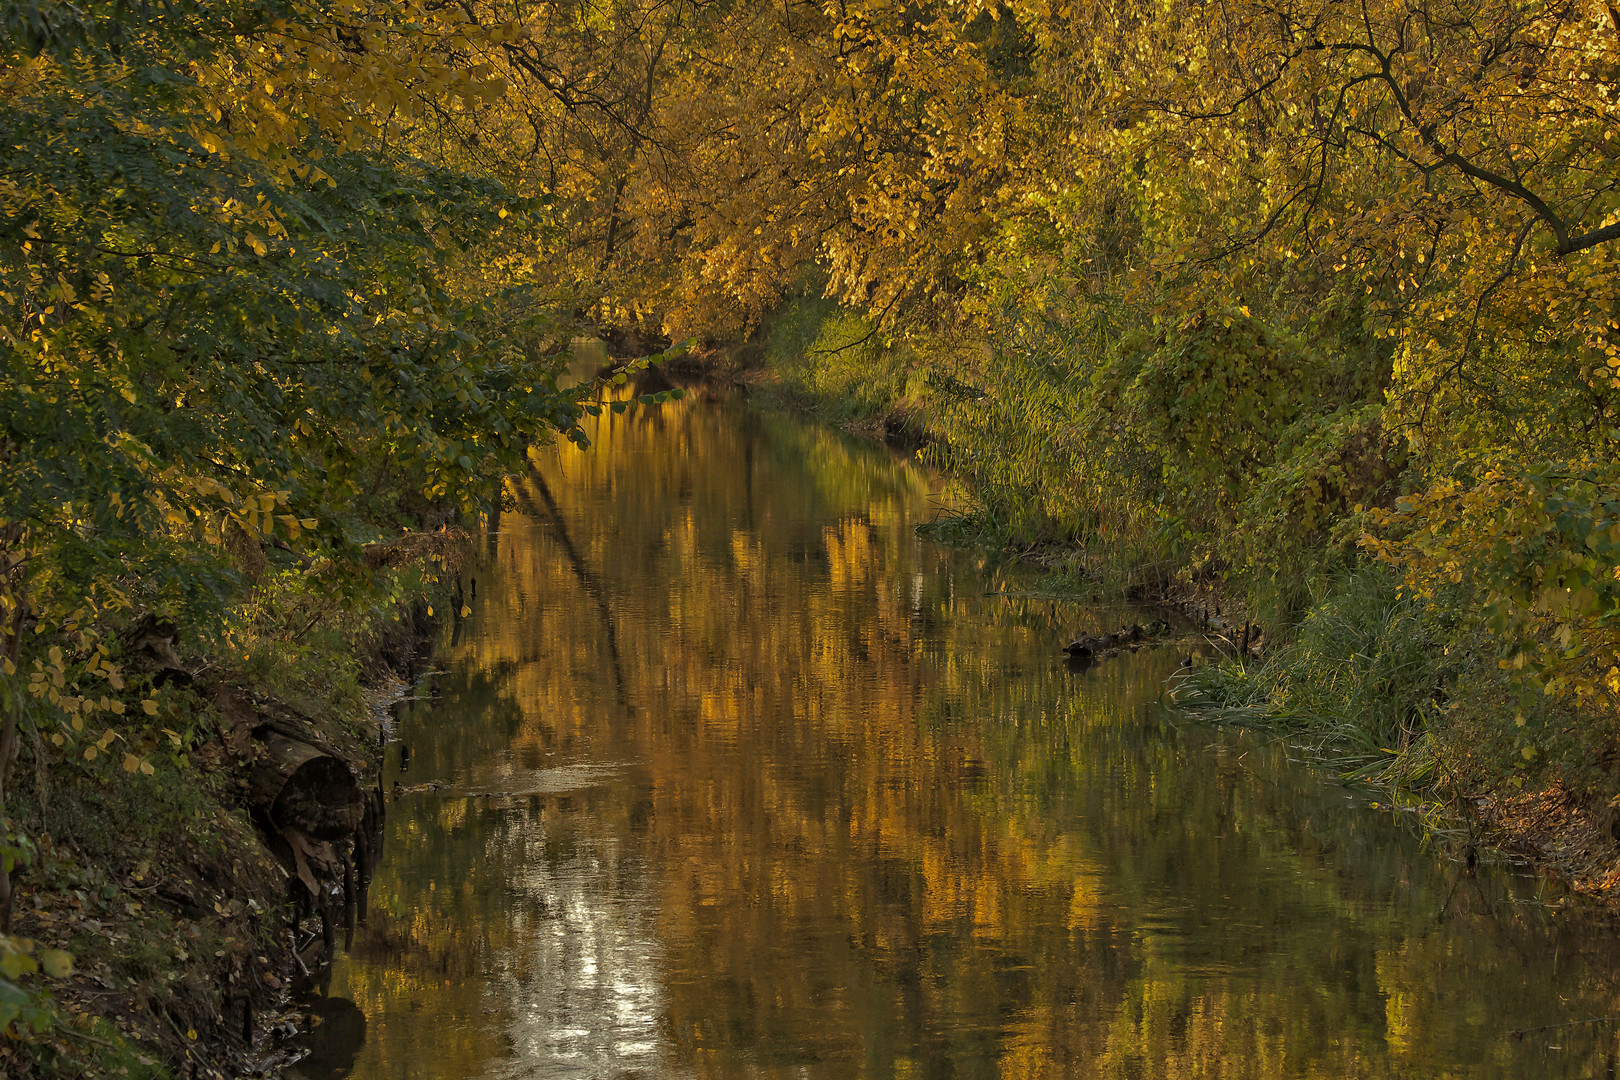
<box><xmin>142</xmin><ymin>699</ymin><xmax>159</xmax><ymax>716</ymax></box>
<box><xmin>38</xmin><ymin>949</ymin><xmax>73</xmax><ymax>978</ymax></box>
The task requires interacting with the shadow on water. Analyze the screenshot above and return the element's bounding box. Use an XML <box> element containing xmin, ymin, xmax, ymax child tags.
<box><xmin>318</xmin><ymin>386</ymin><xmax>1620</xmax><ymax>1079</ymax></box>
<box><xmin>287</xmin><ymin>997</ymin><xmax>367</xmax><ymax>1080</ymax></box>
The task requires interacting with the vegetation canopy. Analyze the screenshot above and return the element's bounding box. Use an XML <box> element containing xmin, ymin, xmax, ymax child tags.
<box><xmin>4</xmin><ymin>0</ymin><xmax>1620</xmax><ymax>1054</ymax></box>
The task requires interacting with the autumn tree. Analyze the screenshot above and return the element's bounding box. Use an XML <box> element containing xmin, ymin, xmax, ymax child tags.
<box><xmin>0</xmin><ymin>0</ymin><xmax>597</xmax><ymax>928</ymax></box>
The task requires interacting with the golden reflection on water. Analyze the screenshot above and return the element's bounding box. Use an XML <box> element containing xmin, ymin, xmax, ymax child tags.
<box><xmin>316</xmin><ymin>391</ymin><xmax>1620</xmax><ymax>1080</ymax></box>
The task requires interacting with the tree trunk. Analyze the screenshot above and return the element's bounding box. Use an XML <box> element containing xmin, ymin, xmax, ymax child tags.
<box><xmin>0</xmin><ymin>528</ymin><xmax>28</xmax><ymax>934</ymax></box>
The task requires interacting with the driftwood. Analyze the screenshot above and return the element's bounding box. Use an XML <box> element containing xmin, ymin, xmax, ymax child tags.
<box><xmin>1063</xmin><ymin>622</ymin><xmax>1157</xmax><ymax>660</ymax></box>
<box><xmin>265</xmin><ymin>824</ymin><xmax>339</xmax><ymax>898</ymax></box>
<box><xmin>249</xmin><ymin>728</ymin><xmax>363</xmax><ymax>841</ymax></box>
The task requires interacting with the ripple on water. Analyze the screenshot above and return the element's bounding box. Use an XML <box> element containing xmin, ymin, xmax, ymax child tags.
<box><xmin>319</xmin><ymin>392</ymin><xmax>1620</xmax><ymax>1080</ymax></box>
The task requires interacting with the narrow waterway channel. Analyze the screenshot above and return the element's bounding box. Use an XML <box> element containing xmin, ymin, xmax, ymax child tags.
<box><xmin>300</xmin><ymin>387</ymin><xmax>1619</xmax><ymax>1079</ymax></box>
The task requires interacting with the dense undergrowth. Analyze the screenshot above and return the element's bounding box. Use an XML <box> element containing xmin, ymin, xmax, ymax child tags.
<box><xmin>0</xmin><ymin>518</ymin><xmax>474</xmax><ymax>1078</ymax></box>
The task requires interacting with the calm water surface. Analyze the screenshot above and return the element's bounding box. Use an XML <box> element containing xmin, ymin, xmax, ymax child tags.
<box><xmin>303</xmin><ymin>389</ymin><xmax>1620</xmax><ymax>1079</ymax></box>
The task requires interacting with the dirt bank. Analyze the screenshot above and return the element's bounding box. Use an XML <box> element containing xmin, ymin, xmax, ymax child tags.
<box><xmin>0</xmin><ymin>598</ymin><xmax>444</xmax><ymax>1079</ymax></box>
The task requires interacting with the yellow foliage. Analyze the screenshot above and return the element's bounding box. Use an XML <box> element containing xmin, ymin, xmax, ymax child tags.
<box><xmin>1365</xmin><ymin>464</ymin><xmax>1620</xmax><ymax>705</ymax></box>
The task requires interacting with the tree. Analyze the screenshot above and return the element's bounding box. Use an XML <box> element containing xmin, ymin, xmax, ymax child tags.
<box><xmin>0</xmin><ymin>0</ymin><xmax>594</xmax><ymax>927</ymax></box>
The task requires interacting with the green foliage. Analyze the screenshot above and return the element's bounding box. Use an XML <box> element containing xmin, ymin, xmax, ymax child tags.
<box><xmin>1367</xmin><ymin>462</ymin><xmax>1620</xmax><ymax>707</ymax></box>
<box><xmin>1175</xmin><ymin>568</ymin><xmax>1444</xmax><ymax>780</ymax></box>
<box><xmin>1097</xmin><ymin>310</ymin><xmax>1331</xmax><ymax>526</ymax></box>
<box><xmin>761</xmin><ymin>296</ymin><xmax>917</xmax><ymax>426</ymax></box>
<box><xmin>0</xmin><ymin>0</ymin><xmax>595</xmax><ymax>810</ymax></box>
<box><xmin>0</xmin><ymin>934</ymin><xmax>65</xmax><ymax>1036</ymax></box>
<box><xmin>0</xmin><ymin>821</ymin><xmax>70</xmax><ymax>1037</ymax></box>
<box><xmin>888</xmin><ymin>282</ymin><xmax>1398</xmax><ymax>600</ymax></box>
<box><xmin>0</xmin><ymin>8</ymin><xmax>641</xmax><ymax>1038</ymax></box>
<box><xmin>1440</xmin><ymin>649</ymin><xmax>1620</xmax><ymax>797</ymax></box>
<box><xmin>927</xmin><ymin>337</ymin><xmax>1093</xmax><ymax>540</ymax></box>
<box><xmin>1235</xmin><ymin>404</ymin><xmax>1406</xmax><ymax>583</ymax></box>
<box><xmin>1180</xmin><ymin>561</ymin><xmax>1620</xmax><ymax>806</ymax></box>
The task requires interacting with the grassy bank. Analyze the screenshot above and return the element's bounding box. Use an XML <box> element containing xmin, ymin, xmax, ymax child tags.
<box><xmin>715</xmin><ymin>294</ymin><xmax>932</xmax><ymax>444</ymax></box>
<box><xmin>1171</xmin><ymin>566</ymin><xmax>1620</xmax><ymax>893</ymax></box>
<box><xmin>737</xmin><ymin>296</ymin><xmax>1620</xmax><ymax>902</ymax></box>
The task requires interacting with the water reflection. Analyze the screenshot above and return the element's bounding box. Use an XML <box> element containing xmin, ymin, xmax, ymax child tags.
<box><xmin>287</xmin><ymin>997</ymin><xmax>367</xmax><ymax>1080</ymax></box>
<box><xmin>323</xmin><ymin>390</ymin><xmax>1620</xmax><ymax>1079</ymax></box>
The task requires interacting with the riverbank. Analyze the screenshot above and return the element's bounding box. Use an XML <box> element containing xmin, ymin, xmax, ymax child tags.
<box><xmin>696</xmin><ymin>298</ymin><xmax>1620</xmax><ymax>910</ymax></box>
<box><xmin>0</xmin><ymin>547</ymin><xmax>461</xmax><ymax>1079</ymax></box>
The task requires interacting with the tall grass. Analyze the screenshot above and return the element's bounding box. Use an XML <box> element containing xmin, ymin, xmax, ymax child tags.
<box><xmin>1174</xmin><ymin>567</ymin><xmax>1445</xmax><ymax>784</ymax></box>
<box><xmin>756</xmin><ymin>293</ymin><xmax>1206</xmax><ymax>601</ymax></box>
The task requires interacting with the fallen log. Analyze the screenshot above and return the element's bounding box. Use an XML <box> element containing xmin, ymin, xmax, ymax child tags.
<box><xmin>249</xmin><ymin>729</ymin><xmax>364</xmax><ymax>841</ymax></box>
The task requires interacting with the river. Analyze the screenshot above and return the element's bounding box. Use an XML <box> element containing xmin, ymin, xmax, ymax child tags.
<box><xmin>295</xmin><ymin>383</ymin><xmax>1619</xmax><ymax>1079</ymax></box>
